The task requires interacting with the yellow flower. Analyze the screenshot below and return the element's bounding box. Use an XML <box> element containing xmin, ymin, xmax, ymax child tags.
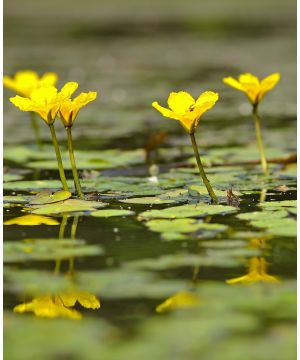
<box><xmin>4</xmin><ymin>70</ymin><xmax>58</xmax><ymax>97</ymax></box>
<box><xmin>9</xmin><ymin>82</ymin><xmax>78</xmax><ymax>124</ymax></box>
<box><xmin>223</xmin><ymin>73</ymin><xmax>280</xmax><ymax>106</ymax></box>
<box><xmin>152</xmin><ymin>91</ymin><xmax>219</xmax><ymax>134</ymax></box>
<box><xmin>156</xmin><ymin>291</ymin><xmax>200</xmax><ymax>313</ymax></box>
<box><xmin>226</xmin><ymin>257</ymin><xmax>279</xmax><ymax>285</ymax></box>
<box><xmin>59</xmin><ymin>91</ymin><xmax>97</xmax><ymax>127</ymax></box>
<box><xmin>4</xmin><ymin>214</ymin><xmax>60</xmax><ymax>226</ymax></box>
<box><xmin>13</xmin><ymin>291</ymin><xmax>100</xmax><ymax>320</ymax></box>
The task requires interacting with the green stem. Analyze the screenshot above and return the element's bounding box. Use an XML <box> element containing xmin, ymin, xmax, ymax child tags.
<box><xmin>66</xmin><ymin>127</ymin><xmax>84</xmax><ymax>199</ymax></box>
<box><xmin>190</xmin><ymin>133</ymin><xmax>218</xmax><ymax>204</ymax></box>
<box><xmin>30</xmin><ymin>112</ymin><xmax>43</xmax><ymax>150</ymax></box>
<box><xmin>252</xmin><ymin>107</ymin><xmax>269</xmax><ymax>176</ymax></box>
<box><xmin>48</xmin><ymin>123</ymin><xmax>69</xmax><ymax>191</ymax></box>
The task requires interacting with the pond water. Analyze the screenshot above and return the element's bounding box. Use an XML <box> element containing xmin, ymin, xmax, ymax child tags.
<box><xmin>4</xmin><ymin>0</ymin><xmax>296</xmax><ymax>359</ymax></box>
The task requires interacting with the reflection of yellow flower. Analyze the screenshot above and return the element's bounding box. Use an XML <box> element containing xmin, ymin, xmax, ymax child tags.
<box><xmin>4</xmin><ymin>214</ymin><xmax>59</xmax><ymax>226</ymax></box>
<box><xmin>223</xmin><ymin>73</ymin><xmax>280</xmax><ymax>106</ymax></box>
<box><xmin>152</xmin><ymin>91</ymin><xmax>219</xmax><ymax>134</ymax></box>
<box><xmin>59</xmin><ymin>91</ymin><xmax>97</xmax><ymax>127</ymax></box>
<box><xmin>13</xmin><ymin>292</ymin><xmax>100</xmax><ymax>320</ymax></box>
<box><xmin>4</xmin><ymin>70</ymin><xmax>58</xmax><ymax>97</ymax></box>
<box><xmin>9</xmin><ymin>82</ymin><xmax>78</xmax><ymax>124</ymax></box>
<box><xmin>156</xmin><ymin>291</ymin><xmax>200</xmax><ymax>313</ymax></box>
<box><xmin>226</xmin><ymin>257</ymin><xmax>279</xmax><ymax>285</ymax></box>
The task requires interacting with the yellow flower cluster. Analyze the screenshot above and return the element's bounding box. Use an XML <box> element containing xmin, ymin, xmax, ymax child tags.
<box><xmin>4</xmin><ymin>70</ymin><xmax>97</xmax><ymax>197</ymax></box>
<box><xmin>5</xmin><ymin>70</ymin><xmax>97</xmax><ymax>126</ymax></box>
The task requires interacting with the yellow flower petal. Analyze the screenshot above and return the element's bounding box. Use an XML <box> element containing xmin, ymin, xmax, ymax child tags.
<box><xmin>59</xmin><ymin>82</ymin><xmax>78</xmax><ymax>99</ymax></box>
<box><xmin>9</xmin><ymin>96</ymin><xmax>33</xmax><ymax>111</ymax></box>
<box><xmin>59</xmin><ymin>91</ymin><xmax>97</xmax><ymax>126</ymax></box>
<box><xmin>223</xmin><ymin>76</ymin><xmax>244</xmax><ymax>91</ymax></box>
<box><xmin>40</xmin><ymin>72</ymin><xmax>58</xmax><ymax>86</ymax></box>
<box><xmin>195</xmin><ymin>91</ymin><xmax>219</xmax><ymax>107</ymax></box>
<box><xmin>30</xmin><ymin>85</ymin><xmax>58</xmax><ymax>104</ymax></box>
<box><xmin>238</xmin><ymin>73</ymin><xmax>260</xmax><ymax>87</ymax></box>
<box><xmin>4</xmin><ymin>214</ymin><xmax>60</xmax><ymax>226</ymax></box>
<box><xmin>152</xmin><ymin>101</ymin><xmax>179</xmax><ymax>120</ymax></box>
<box><xmin>4</xmin><ymin>70</ymin><xmax>58</xmax><ymax>97</ymax></box>
<box><xmin>167</xmin><ymin>91</ymin><xmax>195</xmax><ymax>114</ymax></box>
<box><xmin>259</xmin><ymin>73</ymin><xmax>280</xmax><ymax>100</ymax></box>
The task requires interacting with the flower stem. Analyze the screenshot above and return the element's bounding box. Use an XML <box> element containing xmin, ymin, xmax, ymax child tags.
<box><xmin>66</xmin><ymin>127</ymin><xmax>84</xmax><ymax>199</ymax></box>
<box><xmin>30</xmin><ymin>112</ymin><xmax>43</xmax><ymax>150</ymax></box>
<box><xmin>252</xmin><ymin>107</ymin><xmax>269</xmax><ymax>176</ymax></box>
<box><xmin>48</xmin><ymin>123</ymin><xmax>69</xmax><ymax>191</ymax></box>
<box><xmin>190</xmin><ymin>133</ymin><xmax>218</xmax><ymax>204</ymax></box>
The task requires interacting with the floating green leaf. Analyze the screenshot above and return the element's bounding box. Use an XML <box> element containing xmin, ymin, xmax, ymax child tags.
<box><xmin>29</xmin><ymin>190</ymin><xmax>72</xmax><ymax>205</ymax></box>
<box><xmin>30</xmin><ymin>199</ymin><xmax>107</xmax><ymax>215</ymax></box>
<box><xmin>138</xmin><ymin>203</ymin><xmax>237</xmax><ymax>220</ymax></box>
<box><xmin>91</xmin><ymin>209</ymin><xmax>135</xmax><ymax>218</ymax></box>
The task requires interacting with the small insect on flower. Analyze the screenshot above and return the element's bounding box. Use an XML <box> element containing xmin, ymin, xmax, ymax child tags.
<box><xmin>223</xmin><ymin>72</ymin><xmax>280</xmax><ymax>107</ymax></box>
<box><xmin>9</xmin><ymin>82</ymin><xmax>78</xmax><ymax>124</ymax></box>
<box><xmin>4</xmin><ymin>70</ymin><xmax>58</xmax><ymax>97</ymax></box>
<box><xmin>152</xmin><ymin>91</ymin><xmax>219</xmax><ymax>134</ymax></box>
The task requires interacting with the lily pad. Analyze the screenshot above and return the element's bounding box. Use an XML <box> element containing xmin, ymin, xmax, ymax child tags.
<box><xmin>138</xmin><ymin>203</ymin><xmax>237</xmax><ymax>220</ymax></box>
<box><xmin>29</xmin><ymin>190</ymin><xmax>72</xmax><ymax>205</ymax></box>
<box><xmin>30</xmin><ymin>199</ymin><xmax>107</xmax><ymax>215</ymax></box>
<box><xmin>90</xmin><ymin>209</ymin><xmax>135</xmax><ymax>218</ymax></box>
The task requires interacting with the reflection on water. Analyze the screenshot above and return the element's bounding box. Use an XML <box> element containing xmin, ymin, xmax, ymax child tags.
<box><xmin>226</xmin><ymin>235</ymin><xmax>279</xmax><ymax>285</ymax></box>
<box><xmin>13</xmin><ymin>216</ymin><xmax>101</xmax><ymax>320</ymax></box>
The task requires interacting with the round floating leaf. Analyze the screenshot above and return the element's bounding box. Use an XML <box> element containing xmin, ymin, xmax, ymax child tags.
<box><xmin>29</xmin><ymin>190</ymin><xmax>72</xmax><ymax>205</ymax></box>
<box><xmin>31</xmin><ymin>199</ymin><xmax>107</xmax><ymax>215</ymax></box>
<box><xmin>4</xmin><ymin>180</ymin><xmax>72</xmax><ymax>191</ymax></box>
<box><xmin>120</xmin><ymin>197</ymin><xmax>173</xmax><ymax>205</ymax></box>
<box><xmin>237</xmin><ymin>210</ymin><xmax>289</xmax><ymax>221</ymax></box>
<box><xmin>138</xmin><ymin>203</ymin><xmax>237</xmax><ymax>220</ymax></box>
<box><xmin>90</xmin><ymin>209</ymin><xmax>135</xmax><ymax>218</ymax></box>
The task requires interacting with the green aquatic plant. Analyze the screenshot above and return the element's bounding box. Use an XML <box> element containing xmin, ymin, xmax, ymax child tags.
<box><xmin>9</xmin><ymin>82</ymin><xmax>78</xmax><ymax>191</ymax></box>
<box><xmin>152</xmin><ymin>91</ymin><xmax>219</xmax><ymax>203</ymax></box>
<box><xmin>59</xmin><ymin>89</ymin><xmax>97</xmax><ymax>199</ymax></box>
<box><xmin>223</xmin><ymin>72</ymin><xmax>280</xmax><ymax>175</ymax></box>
